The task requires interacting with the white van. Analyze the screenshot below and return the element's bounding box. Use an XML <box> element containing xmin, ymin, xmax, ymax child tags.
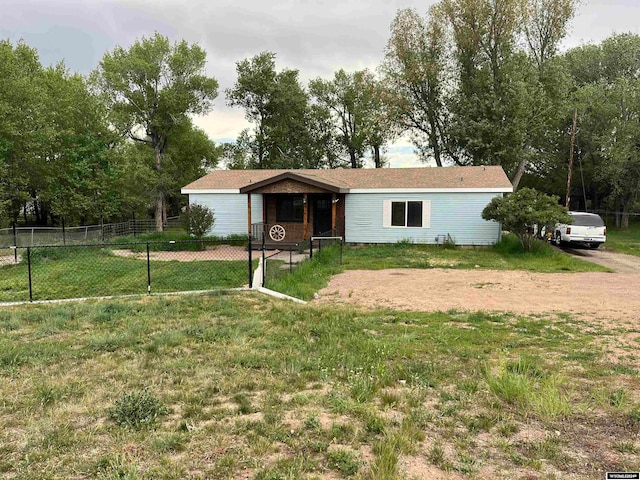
<box><xmin>554</xmin><ymin>212</ymin><xmax>606</xmax><ymax>249</ymax></box>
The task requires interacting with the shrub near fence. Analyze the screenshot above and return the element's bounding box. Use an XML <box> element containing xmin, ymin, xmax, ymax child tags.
<box><xmin>0</xmin><ymin>239</ymin><xmax>255</xmax><ymax>302</ymax></box>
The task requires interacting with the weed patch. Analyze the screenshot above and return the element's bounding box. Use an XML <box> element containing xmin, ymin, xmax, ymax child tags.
<box><xmin>108</xmin><ymin>390</ymin><xmax>168</xmax><ymax>429</ymax></box>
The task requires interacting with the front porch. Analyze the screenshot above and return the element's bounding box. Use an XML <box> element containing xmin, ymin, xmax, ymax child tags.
<box><xmin>242</xmin><ymin>172</ymin><xmax>346</xmax><ymax>245</ymax></box>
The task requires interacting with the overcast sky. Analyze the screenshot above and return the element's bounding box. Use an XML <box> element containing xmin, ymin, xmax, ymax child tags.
<box><xmin>2</xmin><ymin>0</ymin><xmax>639</xmax><ymax>167</ymax></box>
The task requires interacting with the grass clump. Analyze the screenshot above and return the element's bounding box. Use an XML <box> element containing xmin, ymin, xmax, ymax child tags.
<box><xmin>486</xmin><ymin>357</ymin><xmax>572</xmax><ymax>419</ymax></box>
<box><xmin>327</xmin><ymin>448</ymin><xmax>360</xmax><ymax>476</ymax></box>
<box><xmin>108</xmin><ymin>390</ymin><xmax>168</xmax><ymax>429</ymax></box>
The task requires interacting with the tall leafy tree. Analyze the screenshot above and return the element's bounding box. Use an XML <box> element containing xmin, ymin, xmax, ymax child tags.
<box><xmin>565</xmin><ymin>34</ymin><xmax>640</xmax><ymax>226</ymax></box>
<box><xmin>439</xmin><ymin>0</ymin><xmax>576</xmax><ymax>188</ymax></box>
<box><xmin>0</xmin><ymin>40</ymin><xmax>121</xmax><ymax>226</ymax></box>
<box><xmin>307</xmin><ymin>104</ymin><xmax>344</xmax><ymax>168</ymax></box>
<box><xmin>382</xmin><ymin>7</ymin><xmax>452</xmax><ymax>166</ymax></box>
<box><xmin>163</xmin><ymin>120</ymin><xmax>221</xmax><ymax>214</ymax></box>
<box><xmin>309</xmin><ymin>70</ymin><xmax>370</xmax><ymax>168</ymax></box>
<box><xmin>40</xmin><ymin>66</ymin><xmax>119</xmax><ymax>224</ymax></box>
<box><xmin>227</xmin><ymin>52</ymin><xmax>312</xmax><ymax>169</ymax></box>
<box><xmin>92</xmin><ymin>33</ymin><xmax>218</xmax><ymax>230</ymax></box>
<box><xmin>522</xmin><ymin>0</ymin><xmax>577</xmax><ymax>76</ymax></box>
<box><xmin>441</xmin><ymin>0</ymin><xmax>531</xmax><ymax>179</ymax></box>
<box><xmin>0</xmin><ymin>40</ymin><xmax>47</xmax><ymax>224</ymax></box>
<box><xmin>357</xmin><ymin>70</ymin><xmax>397</xmax><ymax>168</ymax></box>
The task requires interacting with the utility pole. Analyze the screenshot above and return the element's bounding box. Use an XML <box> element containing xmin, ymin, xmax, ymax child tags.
<box><xmin>566</xmin><ymin>108</ymin><xmax>578</xmax><ymax>209</ymax></box>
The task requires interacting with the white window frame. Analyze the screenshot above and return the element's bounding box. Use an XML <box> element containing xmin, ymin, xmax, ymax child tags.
<box><xmin>383</xmin><ymin>200</ymin><xmax>431</xmax><ymax>229</ymax></box>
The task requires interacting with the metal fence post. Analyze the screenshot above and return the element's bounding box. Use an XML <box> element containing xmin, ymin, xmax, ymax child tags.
<box><xmin>27</xmin><ymin>247</ymin><xmax>33</xmax><ymax>302</ymax></box>
<box><xmin>13</xmin><ymin>223</ymin><xmax>17</xmax><ymax>262</ymax></box>
<box><xmin>310</xmin><ymin>238</ymin><xmax>313</xmax><ymax>259</ymax></box>
<box><xmin>340</xmin><ymin>238</ymin><xmax>343</xmax><ymax>266</ymax></box>
<box><xmin>319</xmin><ymin>238</ymin><xmax>322</xmax><ymax>254</ymax></box>
<box><xmin>289</xmin><ymin>247</ymin><xmax>292</xmax><ymax>274</ymax></box>
<box><xmin>146</xmin><ymin>243</ymin><xmax>151</xmax><ymax>294</ymax></box>
<box><xmin>248</xmin><ymin>235</ymin><xmax>253</xmax><ymax>287</ymax></box>
<box><xmin>133</xmin><ymin>213</ymin><xmax>137</xmax><ymax>237</ymax></box>
<box><xmin>62</xmin><ymin>217</ymin><xmax>66</xmax><ymax>245</ymax></box>
<box><xmin>261</xmin><ymin>241</ymin><xmax>266</xmax><ymax>288</ymax></box>
<box><xmin>101</xmin><ymin>216</ymin><xmax>105</xmax><ymax>243</ymax></box>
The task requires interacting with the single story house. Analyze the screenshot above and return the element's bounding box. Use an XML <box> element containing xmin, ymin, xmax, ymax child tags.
<box><xmin>181</xmin><ymin>166</ymin><xmax>513</xmax><ymax>245</ymax></box>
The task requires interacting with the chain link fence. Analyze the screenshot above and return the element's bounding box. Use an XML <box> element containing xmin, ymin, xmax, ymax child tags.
<box><xmin>0</xmin><ymin>238</ymin><xmax>254</xmax><ymax>302</ymax></box>
<box><xmin>262</xmin><ymin>237</ymin><xmax>343</xmax><ymax>290</ymax></box>
<box><xmin>262</xmin><ymin>244</ymin><xmax>307</xmax><ymax>289</ymax></box>
<box><xmin>0</xmin><ymin>217</ymin><xmax>181</xmax><ymax>248</ymax></box>
<box><xmin>0</xmin><ymin>235</ymin><xmax>344</xmax><ymax>303</ymax></box>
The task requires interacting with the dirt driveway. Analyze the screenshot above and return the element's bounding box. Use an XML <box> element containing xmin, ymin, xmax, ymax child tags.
<box><xmin>316</xmin><ymin>268</ymin><xmax>640</xmax><ymax>322</ymax></box>
<box><xmin>560</xmin><ymin>246</ymin><xmax>640</xmax><ymax>273</ymax></box>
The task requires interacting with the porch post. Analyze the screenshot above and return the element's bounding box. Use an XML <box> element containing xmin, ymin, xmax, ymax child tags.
<box><xmin>331</xmin><ymin>193</ymin><xmax>337</xmax><ymax>234</ymax></box>
<box><xmin>247</xmin><ymin>194</ymin><xmax>252</xmax><ymax>236</ymax></box>
<box><xmin>303</xmin><ymin>193</ymin><xmax>308</xmax><ymax>240</ymax></box>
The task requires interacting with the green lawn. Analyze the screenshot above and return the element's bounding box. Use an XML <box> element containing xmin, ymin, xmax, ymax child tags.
<box><xmin>343</xmin><ymin>235</ymin><xmax>608</xmax><ymax>273</ymax></box>
<box><xmin>605</xmin><ymin>222</ymin><xmax>640</xmax><ymax>257</ymax></box>
<box><xmin>0</xmin><ymin>247</ymin><xmax>252</xmax><ymax>302</ymax></box>
<box><xmin>0</xmin><ymin>293</ymin><xmax>637</xmax><ymax>479</ymax></box>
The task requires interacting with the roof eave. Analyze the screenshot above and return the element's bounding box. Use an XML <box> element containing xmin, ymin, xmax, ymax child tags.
<box><xmin>239</xmin><ymin>172</ymin><xmax>347</xmax><ymax>194</ymax></box>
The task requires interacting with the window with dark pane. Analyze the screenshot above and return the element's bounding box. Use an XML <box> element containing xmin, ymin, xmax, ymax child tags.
<box><xmin>276</xmin><ymin>195</ymin><xmax>304</xmax><ymax>223</ymax></box>
<box><xmin>391</xmin><ymin>202</ymin><xmax>406</xmax><ymax>227</ymax></box>
<box><xmin>407</xmin><ymin>201</ymin><xmax>423</xmax><ymax>227</ymax></box>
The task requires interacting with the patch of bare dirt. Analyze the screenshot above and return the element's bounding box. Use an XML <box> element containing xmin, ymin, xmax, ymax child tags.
<box><xmin>112</xmin><ymin>245</ymin><xmax>259</xmax><ymax>262</ymax></box>
<box><xmin>316</xmin><ymin>268</ymin><xmax>640</xmax><ymax>324</ymax></box>
<box><xmin>0</xmin><ymin>254</ymin><xmax>19</xmax><ymax>266</ymax></box>
<box><xmin>111</xmin><ymin>246</ymin><xmax>308</xmax><ymax>263</ymax></box>
<box><xmin>401</xmin><ymin>454</ymin><xmax>463</xmax><ymax>479</ymax></box>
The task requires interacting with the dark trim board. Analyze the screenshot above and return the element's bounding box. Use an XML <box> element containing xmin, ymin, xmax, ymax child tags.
<box><xmin>239</xmin><ymin>172</ymin><xmax>347</xmax><ymax>194</ymax></box>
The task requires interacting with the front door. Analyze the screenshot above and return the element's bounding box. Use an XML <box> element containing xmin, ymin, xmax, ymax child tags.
<box><xmin>313</xmin><ymin>196</ymin><xmax>332</xmax><ymax>236</ymax></box>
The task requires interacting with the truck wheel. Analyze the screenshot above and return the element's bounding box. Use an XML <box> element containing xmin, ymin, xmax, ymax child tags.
<box><xmin>589</xmin><ymin>243</ymin><xmax>601</xmax><ymax>249</ymax></box>
<box><xmin>555</xmin><ymin>232</ymin><xmax>562</xmax><ymax>247</ymax></box>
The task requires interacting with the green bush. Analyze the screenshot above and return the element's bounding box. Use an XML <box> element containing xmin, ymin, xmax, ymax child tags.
<box><xmin>108</xmin><ymin>390</ymin><xmax>168</xmax><ymax>429</ymax></box>
<box><xmin>182</xmin><ymin>204</ymin><xmax>215</xmax><ymax>239</ymax></box>
<box><xmin>483</xmin><ymin>188</ymin><xmax>572</xmax><ymax>251</ymax></box>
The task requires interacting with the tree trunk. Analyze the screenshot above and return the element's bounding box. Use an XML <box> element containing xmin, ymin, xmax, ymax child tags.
<box><xmin>511</xmin><ymin>158</ymin><xmax>527</xmax><ymax>190</ymax></box>
<box><xmin>33</xmin><ymin>198</ymin><xmax>41</xmax><ymax>225</ymax></box>
<box><xmin>622</xmin><ymin>199</ymin><xmax>631</xmax><ymax>229</ymax></box>
<box><xmin>155</xmin><ymin>192</ymin><xmax>164</xmax><ymax>232</ymax></box>
<box><xmin>428</xmin><ymin>116</ymin><xmax>442</xmax><ymax>167</ymax></box>
<box><xmin>373</xmin><ymin>145</ymin><xmax>381</xmax><ymax>168</ymax></box>
<box><xmin>349</xmin><ymin>149</ymin><xmax>358</xmax><ymax>169</ymax></box>
<box><xmin>154</xmin><ymin>145</ymin><xmax>164</xmax><ymax>232</ymax></box>
<box><xmin>162</xmin><ymin>197</ymin><xmax>167</xmax><ymax>227</ymax></box>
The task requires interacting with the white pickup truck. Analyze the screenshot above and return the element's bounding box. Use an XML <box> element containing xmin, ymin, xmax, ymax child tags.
<box><xmin>554</xmin><ymin>212</ymin><xmax>606</xmax><ymax>249</ymax></box>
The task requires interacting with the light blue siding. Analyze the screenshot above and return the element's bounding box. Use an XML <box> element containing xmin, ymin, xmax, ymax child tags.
<box><xmin>188</xmin><ymin>194</ymin><xmax>262</xmax><ymax>237</ymax></box>
<box><xmin>345</xmin><ymin>192</ymin><xmax>502</xmax><ymax>245</ymax></box>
